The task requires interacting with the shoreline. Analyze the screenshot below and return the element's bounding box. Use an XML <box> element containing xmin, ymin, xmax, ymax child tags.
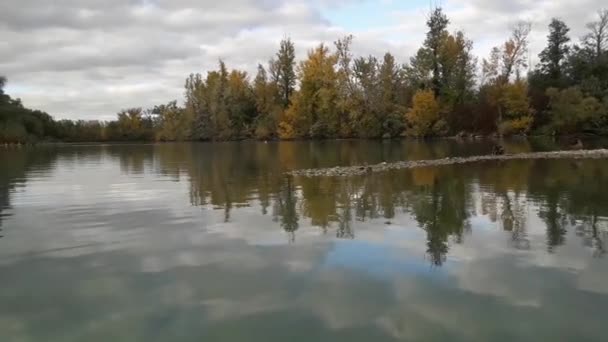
<box><xmin>2</xmin><ymin>133</ymin><xmax>602</xmax><ymax>147</ymax></box>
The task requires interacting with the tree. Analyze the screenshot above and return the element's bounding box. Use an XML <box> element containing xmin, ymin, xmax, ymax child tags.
<box><xmin>584</xmin><ymin>9</ymin><xmax>608</xmax><ymax>59</ymax></box>
<box><xmin>499</xmin><ymin>80</ymin><xmax>534</xmax><ymax>135</ymax></box>
<box><xmin>439</xmin><ymin>31</ymin><xmax>477</xmax><ymax>104</ymax></box>
<box><xmin>0</xmin><ymin>76</ymin><xmax>6</xmax><ymax>97</ymax></box>
<box><xmin>280</xmin><ymin>44</ymin><xmax>339</xmax><ymax>139</ymax></box>
<box><xmin>546</xmin><ymin>87</ymin><xmax>605</xmax><ymax>134</ymax></box>
<box><xmin>276</xmin><ymin>38</ymin><xmax>297</xmax><ymax>108</ymax></box>
<box><xmin>185</xmin><ymin>73</ymin><xmax>211</xmax><ymax>140</ymax></box>
<box><xmin>481</xmin><ymin>22</ymin><xmax>532</xmax><ymax>135</ymax></box>
<box><xmin>334</xmin><ymin>35</ymin><xmax>357</xmax><ymax>138</ymax></box>
<box><xmin>425</xmin><ymin>7</ymin><xmax>450</xmax><ymax>97</ymax></box>
<box><xmin>352</xmin><ymin>55</ymin><xmax>381</xmax><ymax>137</ymax></box>
<box><xmin>406</xmin><ymin>9</ymin><xmax>476</xmax><ymax>134</ymax></box>
<box><xmin>538</xmin><ymin>19</ymin><xmax>571</xmax><ymax>82</ymax></box>
<box><xmin>378</xmin><ymin>52</ymin><xmax>405</xmax><ymax>137</ymax></box>
<box><xmin>405</xmin><ymin>89</ymin><xmax>446</xmax><ymax>137</ymax></box>
<box><xmin>226</xmin><ymin>70</ymin><xmax>256</xmax><ymax>138</ymax></box>
<box><xmin>253</xmin><ymin>64</ymin><xmax>281</xmax><ymax>139</ymax></box>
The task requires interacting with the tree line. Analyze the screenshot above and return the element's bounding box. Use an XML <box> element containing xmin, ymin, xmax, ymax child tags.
<box><xmin>1</xmin><ymin>7</ymin><xmax>608</xmax><ymax>143</ymax></box>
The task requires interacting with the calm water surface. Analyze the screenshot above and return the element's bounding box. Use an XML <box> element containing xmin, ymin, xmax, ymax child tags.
<box><xmin>1</xmin><ymin>140</ymin><xmax>608</xmax><ymax>341</ymax></box>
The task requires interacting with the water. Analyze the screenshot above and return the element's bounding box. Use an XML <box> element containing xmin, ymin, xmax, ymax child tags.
<box><xmin>1</xmin><ymin>140</ymin><xmax>608</xmax><ymax>341</ymax></box>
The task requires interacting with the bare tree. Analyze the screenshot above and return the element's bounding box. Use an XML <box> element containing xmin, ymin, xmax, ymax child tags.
<box><xmin>584</xmin><ymin>9</ymin><xmax>608</xmax><ymax>59</ymax></box>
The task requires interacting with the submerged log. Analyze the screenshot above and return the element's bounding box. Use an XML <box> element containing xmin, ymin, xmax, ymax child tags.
<box><xmin>288</xmin><ymin>149</ymin><xmax>608</xmax><ymax>177</ymax></box>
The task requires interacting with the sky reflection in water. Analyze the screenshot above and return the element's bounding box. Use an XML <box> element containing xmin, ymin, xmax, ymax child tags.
<box><xmin>0</xmin><ymin>140</ymin><xmax>607</xmax><ymax>341</ymax></box>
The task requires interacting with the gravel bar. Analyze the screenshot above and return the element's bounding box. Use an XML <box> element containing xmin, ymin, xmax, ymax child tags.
<box><xmin>288</xmin><ymin>149</ymin><xmax>608</xmax><ymax>177</ymax></box>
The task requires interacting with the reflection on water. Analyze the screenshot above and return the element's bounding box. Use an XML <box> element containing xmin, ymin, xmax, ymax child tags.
<box><xmin>1</xmin><ymin>140</ymin><xmax>608</xmax><ymax>341</ymax></box>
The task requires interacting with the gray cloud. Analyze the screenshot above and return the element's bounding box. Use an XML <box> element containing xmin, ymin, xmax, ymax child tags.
<box><xmin>1</xmin><ymin>0</ymin><xmax>607</xmax><ymax>120</ymax></box>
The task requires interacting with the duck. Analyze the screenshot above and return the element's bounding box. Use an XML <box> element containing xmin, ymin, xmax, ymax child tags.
<box><xmin>492</xmin><ymin>144</ymin><xmax>505</xmax><ymax>155</ymax></box>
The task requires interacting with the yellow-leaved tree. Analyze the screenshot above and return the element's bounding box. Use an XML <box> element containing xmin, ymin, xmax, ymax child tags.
<box><xmin>499</xmin><ymin>80</ymin><xmax>534</xmax><ymax>134</ymax></box>
<box><xmin>405</xmin><ymin>89</ymin><xmax>447</xmax><ymax>137</ymax></box>
<box><xmin>279</xmin><ymin>44</ymin><xmax>339</xmax><ymax>139</ymax></box>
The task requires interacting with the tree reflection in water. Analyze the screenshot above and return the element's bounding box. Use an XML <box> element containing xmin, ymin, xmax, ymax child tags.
<box><xmin>1</xmin><ymin>140</ymin><xmax>608</xmax><ymax>265</ymax></box>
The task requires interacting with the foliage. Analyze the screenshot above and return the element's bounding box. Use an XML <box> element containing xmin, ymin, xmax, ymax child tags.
<box><xmin>545</xmin><ymin>87</ymin><xmax>606</xmax><ymax>134</ymax></box>
<box><xmin>406</xmin><ymin>89</ymin><xmax>446</xmax><ymax>137</ymax></box>
<box><xmin>279</xmin><ymin>44</ymin><xmax>339</xmax><ymax>139</ymax></box>
<box><xmin>2</xmin><ymin>6</ymin><xmax>608</xmax><ymax>142</ymax></box>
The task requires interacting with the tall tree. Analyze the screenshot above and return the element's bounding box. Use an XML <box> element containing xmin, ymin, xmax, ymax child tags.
<box><xmin>253</xmin><ymin>64</ymin><xmax>281</xmax><ymax>139</ymax></box>
<box><xmin>276</xmin><ymin>39</ymin><xmax>297</xmax><ymax>108</ymax></box>
<box><xmin>425</xmin><ymin>7</ymin><xmax>450</xmax><ymax>96</ymax></box>
<box><xmin>538</xmin><ymin>18</ymin><xmax>571</xmax><ymax>81</ymax></box>
<box><xmin>279</xmin><ymin>44</ymin><xmax>339</xmax><ymax>139</ymax></box>
<box><xmin>334</xmin><ymin>35</ymin><xmax>357</xmax><ymax>137</ymax></box>
<box><xmin>185</xmin><ymin>73</ymin><xmax>211</xmax><ymax>140</ymax></box>
<box><xmin>352</xmin><ymin>55</ymin><xmax>381</xmax><ymax>137</ymax></box>
<box><xmin>378</xmin><ymin>52</ymin><xmax>405</xmax><ymax>137</ymax></box>
<box><xmin>226</xmin><ymin>70</ymin><xmax>256</xmax><ymax>138</ymax></box>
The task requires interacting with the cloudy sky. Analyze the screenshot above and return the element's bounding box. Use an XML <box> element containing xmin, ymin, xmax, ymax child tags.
<box><xmin>1</xmin><ymin>0</ymin><xmax>606</xmax><ymax>120</ymax></box>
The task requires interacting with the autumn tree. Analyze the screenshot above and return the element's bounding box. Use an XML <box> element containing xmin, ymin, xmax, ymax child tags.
<box><xmin>406</xmin><ymin>8</ymin><xmax>476</xmax><ymax>133</ymax></box>
<box><xmin>405</xmin><ymin>89</ymin><xmax>446</xmax><ymax>137</ymax></box>
<box><xmin>280</xmin><ymin>44</ymin><xmax>339</xmax><ymax>139</ymax></box>
<box><xmin>499</xmin><ymin>80</ymin><xmax>534</xmax><ymax>135</ymax></box>
<box><xmin>155</xmin><ymin>101</ymin><xmax>191</xmax><ymax>141</ymax></box>
<box><xmin>481</xmin><ymin>21</ymin><xmax>533</xmax><ymax>135</ymax></box>
<box><xmin>334</xmin><ymin>35</ymin><xmax>357</xmax><ymax>138</ymax></box>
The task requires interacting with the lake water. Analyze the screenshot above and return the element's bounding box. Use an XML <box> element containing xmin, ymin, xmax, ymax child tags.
<box><xmin>1</xmin><ymin>140</ymin><xmax>608</xmax><ymax>341</ymax></box>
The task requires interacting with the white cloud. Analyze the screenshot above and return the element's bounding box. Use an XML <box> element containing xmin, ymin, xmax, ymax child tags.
<box><xmin>1</xmin><ymin>0</ymin><xmax>606</xmax><ymax>120</ymax></box>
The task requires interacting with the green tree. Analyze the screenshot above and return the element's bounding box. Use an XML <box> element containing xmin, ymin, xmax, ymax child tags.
<box><xmin>425</xmin><ymin>7</ymin><xmax>450</xmax><ymax>97</ymax></box>
<box><xmin>226</xmin><ymin>70</ymin><xmax>256</xmax><ymax>139</ymax></box>
<box><xmin>538</xmin><ymin>18</ymin><xmax>571</xmax><ymax>82</ymax></box>
<box><xmin>378</xmin><ymin>52</ymin><xmax>406</xmax><ymax>137</ymax></box>
<box><xmin>253</xmin><ymin>64</ymin><xmax>281</xmax><ymax>139</ymax></box>
<box><xmin>185</xmin><ymin>73</ymin><xmax>212</xmax><ymax>140</ymax></box>
<box><xmin>352</xmin><ymin>55</ymin><xmax>381</xmax><ymax>137</ymax></box>
<box><xmin>276</xmin><ymin>38</ymin><xmax>297</xmax><ymax>108</ymax></box>
<box><xmin>546</xmin><ymin>87</ymin><xmax>605</xmax><ymax>134</ymax></box>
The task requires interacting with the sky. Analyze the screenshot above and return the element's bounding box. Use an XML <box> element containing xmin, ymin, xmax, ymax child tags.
<box><xmin>0</xmin><ymin>0</ymin><xmax>606</xmax><ymax>120</ymax></box>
